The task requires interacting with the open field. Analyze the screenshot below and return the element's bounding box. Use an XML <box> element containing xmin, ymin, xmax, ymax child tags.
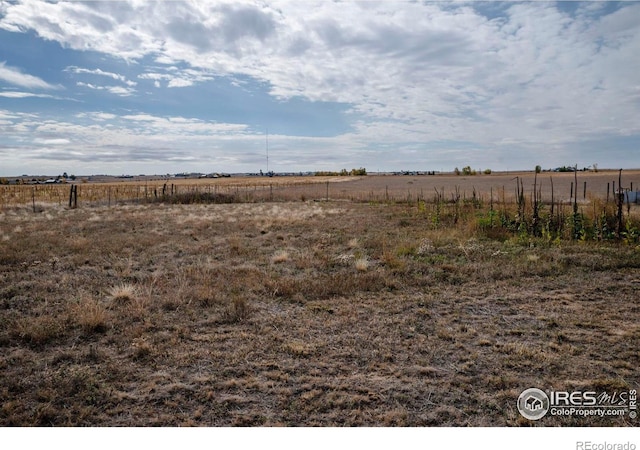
<box><xmin>2</xmin><ymin>170</ymin><xmax>639</xmax><ymax>208</ymax></box>
<box><xmin>1</xmin><ymin>193</ymin><xmax>639</xmax><ymax>426</ymax></box>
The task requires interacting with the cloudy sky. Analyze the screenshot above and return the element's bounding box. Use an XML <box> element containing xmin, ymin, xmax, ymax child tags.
<box><xmin>0</xmin><ymin>1</ymin><xmax>639</xmax><ymax>176</ymax></box>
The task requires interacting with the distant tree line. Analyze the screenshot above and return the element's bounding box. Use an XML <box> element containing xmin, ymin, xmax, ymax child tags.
<box><xmin>315</xmin><ymin>167</ymin><xmax>367</xmax><ymax>176</ymax></box>
<box><xmin>0</xmin><ymin>172</ymin><xmax>77</xmax><ymax>185</ymax></box>
<box><xmin>454</xmin><ymin>166</ymin><xmax>492</xmax><ymax>176</ymax></box>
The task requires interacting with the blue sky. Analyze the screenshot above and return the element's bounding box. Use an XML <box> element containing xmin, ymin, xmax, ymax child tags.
<box><xmin>1</xmin><ymin>1</ymin><xmax>639</xmax><ymax>176</ymax></box>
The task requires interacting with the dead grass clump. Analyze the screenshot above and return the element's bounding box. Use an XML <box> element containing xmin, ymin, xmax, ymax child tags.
<box><xmin>12</xmin><ymin>315</ymin><xmax>66</xmax><ymax>347</ymax></box>
<box><xmin>127</xmin><ymin>293</ymin><xmax>151</xmax><ymax>319</ymax></box>
<box><xmin>109</xmin><ymin>255</ymin><xmax>135</xmax><ymax>279</ymax></box>
<box><xmin>222</xmin><ymin>295</ymin><xmax>251</xmax><ymax>323</ymax></box>
<box><xmin>381</xmin><ymin>250</ymin><xmax>406</xmax><ymax>272</ymax></box>
<box><xmin>347</xmin><ymin>238</ymin><xmax>359</xmax><ymax>249</ymax></box>
<box><xmin>271</xmin><ymin>250</ymin><xmax>290</xmax><ymax>264</ymax></box>
<box><xmin>228</xmin><ymin>235</ymin><xmax>247</xmax><ymax>256</ymax></box>
<box><xmin>354</xmin><ymin>256</ymin><xmax>370</xmax><ymax>272</ymax></box>
<box><xmin>131</xmin><ymin>337</ymin><xmax>154</xmax><ymax>361</ymax></box>
<box><xmin>283</xmin><ymin>341</ymin><xmax>316</xmax><ymax>357</ymax></box>
<box><xmin>108</xmin><ymin>283</ymin><xmax>138</xmax><ymax>305</ymax></box>
<box><xmin>68</xmin><ymin>237</ymin><xmax>90</xmax><ymax>253</ymax></box>
<box><xmin>526</xmin><ymin>253</ymin><xmax>540</xmax><ymax>263</ymax></box>
<box><xmin>70</xmin><ymin>295</ymin><xmax>109</xmax><ymax>334</ymax></box>
<box><xmin>191</xmin><ymin>285</ymin><xmax>222</xmax><ymax>308</ymax></box>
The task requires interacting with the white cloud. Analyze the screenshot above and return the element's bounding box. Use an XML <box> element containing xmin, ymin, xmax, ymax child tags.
<box><xmin>0</xmin><ymin>1</ymin><xmax>639</xmax><ymax>172</ymax></box>
<box><xmin>0</xmin><ymin>61</ymin><xmax>59</xmax><ymax>90</ymax></box>
<box><xmin>167</xmin><ymin>78</ymin><xmax>193</xmax><ymax>88</ymax></box>
<box><xmin>77</xmin><ymin>81</ymin><xmax>135</xmax><ymax>97</ymax></box>
<box><xmin>34</xmin><ymin>138</ymin><xmax>70</xmax><ymax>145</ymax></box>
<box><xmin>106</xmin><ymin>86</ymin><xmax>135</xmax><ymax>96</ymax></box>
<box><xmin>139</xmin><ymin>68</ymin><xmax>214</xmax><ymax>88</ymax></box>
<box><xmin>66</xmin><ymin>66</ymin><xmax>137</xmax><ymax>86</ymax></box>
<box><xmin>0</xmin><ymin>91</ymin><xmax>55</xmax><ymax>98</ymax></box>
<box><xmin>122</xmin><ymin>114</ymin><xmax>159</xmax><ymax>122</ymax></box>
<box><xmin>138</xmin><ymin>72</ymin><xmax>168</xmax><ymax>81</ymax></box>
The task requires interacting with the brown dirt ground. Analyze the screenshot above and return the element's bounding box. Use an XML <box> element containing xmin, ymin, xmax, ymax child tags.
<box><xmin>0</xmin><ymin>199</ymin><xmax>638</xmax><ymax>426</ymax></box>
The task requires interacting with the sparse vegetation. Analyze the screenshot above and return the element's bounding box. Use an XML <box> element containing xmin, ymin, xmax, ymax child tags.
<box><xmin>271</xmin><ymin>250</ymin><xmax>290</xmax><ymax>264</ymax></box>
<box><xmin>315</xmin><ymin>168</ymin><xmax>367</xmax><ymax>176</ymax></box>
<box><xmin>0</xmin><ymin>173</ymin><xmax>638</xmax><ymax>426</ymax></box>
<box><xmin>354</xmin><ymin>256</ymin><xmax>370</xmax><ymax>272</ymax></box>
<box><xmin>108</xmin><ymin>283</ymin><xmax>138</xmax><ymax>305</ymax></box>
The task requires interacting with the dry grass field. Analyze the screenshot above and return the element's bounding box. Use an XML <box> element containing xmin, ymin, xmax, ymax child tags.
<box><xmin>1</xmin><ymin>180</ymin><xmax>639</xmax><ymax>426</ymax></box>
<box><xmin>3</xmin><ymin>170</ymin><xmax>639</xmax><ymax>208</ymax></box>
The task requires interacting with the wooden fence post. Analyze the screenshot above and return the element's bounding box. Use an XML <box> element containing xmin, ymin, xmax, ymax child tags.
<box><xmin>617</xmin><ymin>169</ymin><xmax>623</xmax><ymax>239</ymax></box>
<box><xmin>570</xmin><ymin>182</ymin><xmax>573</xmax><ymax>203</ymax></box>
<box><xmin>550</xmin><ymin>176</ymin><xmax>554</xmax><ymax>216</ymax></box>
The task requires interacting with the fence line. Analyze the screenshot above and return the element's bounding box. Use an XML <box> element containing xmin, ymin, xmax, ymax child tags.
<box><xmin>1</xmin><ymin>176</ymin><xmax>639</xmax><ymax>210</ymax></box>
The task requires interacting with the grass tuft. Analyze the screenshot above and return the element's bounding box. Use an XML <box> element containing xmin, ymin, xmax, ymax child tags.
<box><xmin>354</xmin><ymin>256</ymin><xmax>370</xmax><ymax>272</ymax></box>
<box><xmin>108</xmin><ymin>283</ymin><xmax>138</xmax><ymax>305</ymax></box>
<box><xmin>271</xmin><ymin>250</ymin><xmax>290</xmax><ymax>264</ymax></box>
<box><xmin>71</xmin><ymin>294</ymin><xmax>109</xmax><ymax>334</ymax></box>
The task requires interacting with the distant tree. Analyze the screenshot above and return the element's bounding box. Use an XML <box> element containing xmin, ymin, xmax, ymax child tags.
<box><xmin>462</xmin><ymin>166</ymin><xmax>476</xmax><ymax>176</ymax></box>
<box><xmin>63</xmin><ymin>172</ymin><xmax>68</xmax><ymax>179</ymax></box>
<box><xmin>70</xmin><ymin>174</ymin><xmax>76</xmax><ymax>180</ymax></box>
<box><xmin>593</xmin><ymin>163</ymin><xmax>598</xmax><ymax>173</ymax></box>
<box><xmin>350</xmin><ymin>167</ymin><xmax>367</xmax><ymax>176</ymax></box>
<box><xmin>454</xmin><ymin>167</ymin><xmax>460</xmax><ymax>176</ymax></box>
<box><xmin>535</xmin><ymin>165</ymin><xmax>542</xmax><ymax>174</ymax></box>
<box><xmin>483</xmin><ymin>168</ymin><xmax>492</xmax><ymax>175</ymax></box>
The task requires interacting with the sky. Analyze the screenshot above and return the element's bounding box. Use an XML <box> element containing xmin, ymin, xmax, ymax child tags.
<box><xmin>0</xmin><ymin>0</ymin><xmax>639</xmax><ymax>176</ymax></box>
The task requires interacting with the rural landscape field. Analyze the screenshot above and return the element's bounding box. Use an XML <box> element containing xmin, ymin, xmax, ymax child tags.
<box><xmin>1</xmin><ymin>171</ymin><xmax>639</xmax><ymax>426</ymax></box>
